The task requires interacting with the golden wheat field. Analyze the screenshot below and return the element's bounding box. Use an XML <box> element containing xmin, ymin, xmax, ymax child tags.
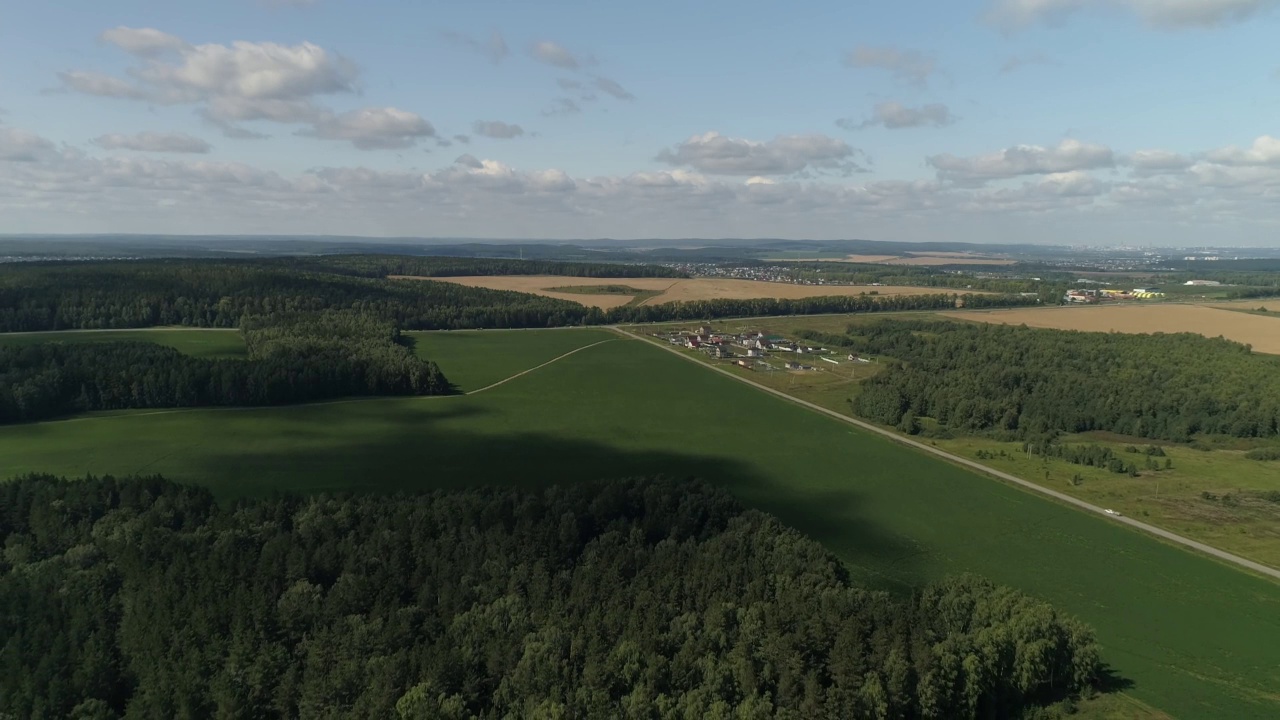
<box><xmin>945</xmin><ymin>304</ymin><xmax>1280</xmax><ymax>355</ymax></box>
<box><xmin>392</xmin><ymin>275</ymin><xmax>971</xmax><ymax>310</ymax></box>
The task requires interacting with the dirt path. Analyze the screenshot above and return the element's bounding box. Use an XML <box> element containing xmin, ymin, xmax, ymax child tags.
<box><xmin>612</xmin><ymin>327</ymin><xmax>1280</xmax><ymax>583</ymax></box>
<box><xmin>24</xmin><ymin>339</ymin><xmax>617</xmax><ymax>425</ymax></box>
<box><xmin>464</xmin><ymin>339</ymin><xmax>615</xmax><ymax>394</ymax></box>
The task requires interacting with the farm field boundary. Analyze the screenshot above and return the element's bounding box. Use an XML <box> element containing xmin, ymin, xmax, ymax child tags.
<box><xmin>616</xmin><ymin>326</ymin><xmax>1280</xmax><ymax>582</ymax></box>
<box><xmin>394</xmin><ymin>274</ymin><xmax>981</xmax><ymax>310</ymax></box>
<box><xmin>946</xmin><ymin>304</ymin><xmax>1280</xmax><ymax>355</ymax></box>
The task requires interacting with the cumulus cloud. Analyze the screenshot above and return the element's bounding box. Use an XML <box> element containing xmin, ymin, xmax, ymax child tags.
<box><xmin>442</xmin><ymin>30</ymin><xmax>508</xmax><ymax>63</ymax></box>
<box><xmin>840</xmin><ymin>102</ymin><xmax>955</xmax><ymax>130</ymax></box>
<box><xmin>844</xmin><ymin>45</ymin><xmax>938</xmax><ymax>87</ymax></box>
<box><xmin>130</xmin><ymin>39</ymin><xmax>358</xmax><ymax>103</ymax></box>
<box><xmin>472</xmin><ymin>120</ymin><xmax>525</xmax><ymax>139</ymax></box>
<box><xmin>93</xmin><ymin>132</ymin><xmax>213</xmax><ymax>154</ymax></box>
<box><xmin>302</xmin><ymin>107</ymin><xmax>435</xmax><ymax>150</ymax></box>
<box><xmin>59</xmin><ymin>28</ymin><xmax>439</xmax><ymax>149</ymax></box>
<box><xmin>927</xmin><ymin>138</ymin><xmax>1115</xmax><ymax>183</ymax></box>
<box><xmin>657</xmin><ymin>131</ymin><xmax>866</xmax><ymax>176</ymax></box>
<box><xmin>0</xmin><ymin>127</ymin><xmax>57</xmax><ymax>162</ymax></box>
<box><xmin>100</xmin><ymin>27</ymin><xmax>189</xmax><ymax>56</ymax></box>
<box><xmin>530</xmin><ymin>41</ymin><xmax>579</xmax><ymax>69</ymax></box>
<box><xmin>988</xmin><ymin>0</ymin><xmax>1280</xmax><ymax>30</ymax></box>
<box><xmin>1204</xmin><ymin>135</ymin><xmax>1280</xmax><ymax>166</ymax></box>
<box><xmin>1127</xmin><ymin>149</ymin><xmax>1192</xmax><ymax>174</ymax></box>
<box><xmin>5</xmin><ymin>121</ymin><xmax>1280</xmax><ymax>244</ymax></box>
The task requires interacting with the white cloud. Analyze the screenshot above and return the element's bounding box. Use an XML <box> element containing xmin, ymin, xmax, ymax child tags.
<box><xmin>840</xmin><ymin>102</ymin><xmax>955</xmax><ymax>130</ymax></box>
<box><xmin>1128</xmin><ymin>149</ymin><xmax>1192</xmax><ymax>174</ymax></box>
<box><xmin>0</xmin><ymin>127</ymin><xmax>57</xmax><ymax>162</ymax></box>
<box><xmin>59</xmin><ymin>28</ymin><xmax>439</xmax><ymax>149</ymax></box>
<box><xmin>844</xmin><ymin>46</ymin><xmax>938</xmax><ymax>87</ymax></box>
<box><xmin>928</xmin><ymin>138</ymin><xmax>1115</xmax><ymax>183</ymax></box>
<box><xmin>56</xmin><ymin>71</ymin><xmax>148</xmax><ymax>100</ymax></box>
<box><xmin>303</xmin><ymin>107</ymin><xmax>435</xmax><ymax>150</ymax></box>
<box><xmin>99</xmin><ymin>27</ymin><xmax>189</xmax><ymax>56</ymax></box>
<box><xmin>1204</xmin><ymin>135</ymin><xmax>1280</xmax><ymax>166</ymax></box>
<box><xmin>657</xmin><ymin>132</ymin><xmax>866</xmax><ymax>176</ymax></box>
<box><xmin>472</xmin><ymin>120</ymin><xmax>525</xmax><ymax>139</ymax></box>
<box><xmin>989</xmin><ymin>0</ymin><xmax>1280</xmax><ymax>29</ymax></box>
<box><xmin>132</xmin><ymin>39</ymin><xmax>358</xmax><ymax>103</ymax></box>
<box><xmin>93</xmin><ymin>132</ymin><xmax>213</xmax><ymax>154</ymax></box>
<box><xmin>530</xmin><ymin>41</ymin><xmax>579</xmax><ymax>69</ymax></box>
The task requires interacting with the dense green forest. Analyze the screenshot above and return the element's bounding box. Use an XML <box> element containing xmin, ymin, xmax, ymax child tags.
<box><xmin>0</xmin><ymin>258</ymin><xmax>1037</xmax><ymax>333</ymax></box>
<box><xmin>1</xmin><ymin>475</ymin><xmax>1100</xmax><ymax>720</ymax></box>
<box><xmin>0</xmin><ymin>312</ymin><xmax>447</xmax><ymax>424</ymax></box>
<box><xmin>823</xmin><ymin>320</ymin><xmax>1280</xmax><ymax>441</ymax></box>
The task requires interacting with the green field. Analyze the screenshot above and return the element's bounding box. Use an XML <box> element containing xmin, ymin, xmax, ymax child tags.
<box><xmin>0</xmin><ymin>328</ymin><xmax>246</xmax><ymax>358</ymax></box>
<box><xmin>2</xmin><ymin>329</ymin><xmax>1279</xmax><ymax>717</ymax></box>
<box><xmin>405</xmin><ymin>328</ymin><xmax>614</xmax><ymax>392</ymax></box>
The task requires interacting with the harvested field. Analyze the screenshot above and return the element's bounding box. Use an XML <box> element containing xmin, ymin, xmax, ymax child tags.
<box><xmin>947</xmin><ymin>304</ymin><xmax>1280</xmax><ymax>355</ymax></box>
<box><xmin>395</xmin><ymin>275</ymin><xmax>975</xmax><ymax>309</ymax></box>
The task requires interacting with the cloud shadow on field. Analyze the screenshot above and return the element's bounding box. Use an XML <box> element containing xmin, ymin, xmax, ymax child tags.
<box><xmin>180</xmin><ymin>399</ymin><xmax>926</xmax><ymax>590</ymax></box>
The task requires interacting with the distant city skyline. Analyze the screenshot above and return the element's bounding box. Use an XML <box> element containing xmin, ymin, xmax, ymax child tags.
<box><xmin>2</xmin><ymin>0</ymin><xmax>1280</xmax><ymax>245</ymax></box>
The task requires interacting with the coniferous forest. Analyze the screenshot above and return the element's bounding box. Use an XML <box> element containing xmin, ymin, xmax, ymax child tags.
<box><xmin>1</xmin><ymin>475</ymin><xmax>1100</xmax><ymax>720</ymax></box>
<box><xmin>0</xmin><ymin>257</ymin><xmax>1035</xmax><ymax>333</ymax></box>
<box><xmin>0</xmin><ymin>311</ymin><xmax>448</xmax><ymax>424</ymax></box>
<box><xmin>837</xmin><ymin>320</ymin><xmax>1280</xmax><ymax>440</ymax></box>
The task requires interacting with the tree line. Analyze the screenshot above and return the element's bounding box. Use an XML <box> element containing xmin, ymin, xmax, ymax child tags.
<box><xmin>294</xmin><ymin>254</ymin><xmax>689</xmax><ymax>279</ymax></box>
<box><xmin>841</xmin><ymin>320</ymin><xmax>1280</xmax><ymax>441</ymax></box>
<box><xmin>0</xmin><ymin>258</ymin><xmax>1039</xmax><ymax>333</ymax></box>
<box><xmin>769</xmin><ymin>261</ymin><xmax>1058</xmax><ymax>297</ymax></box>
<box><xmin>0</xmin><ymin>311</ymin><xmax>448</xmax><ymax>424</ymax></box>
<box><xmin>1</xmin><ymin>474</ymin><xmax>1102</xmax><ymax>720</ymax></box>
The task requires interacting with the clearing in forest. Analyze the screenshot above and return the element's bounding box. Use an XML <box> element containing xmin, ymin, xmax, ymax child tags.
<box><xmin>946</xmin><ymin>303</ymin><xmax>1280</xmax><ymax>355</ymax></box>
<box><xmin>394</xmin><ymin>274</ymin><xmax>975</xmax><ymax>309</ymax></box>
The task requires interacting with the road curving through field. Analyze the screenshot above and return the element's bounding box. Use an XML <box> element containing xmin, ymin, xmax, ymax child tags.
<box><xmin>614</xmin><ymin>326</ymin><xmax>1280</xmax><ymax>583</ymax></box>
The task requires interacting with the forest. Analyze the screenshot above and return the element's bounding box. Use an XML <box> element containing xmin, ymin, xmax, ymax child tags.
<box><xmin>839</xmin><ymin>320</ymin><xmax>1280</xmax><ymax>441</ymax></box>
<box><xmin>293</xmin><ymin>254</ymin><xmax>689</xmax><ymax>279</ymax></box>
<box><xmin>0</xmin><ymin>311</ymin><xmax>448</xmax><ymax>424</ymax></box>
<box><xmin>0</xmin><ymin>258</ymin><xmax>1037</xmax><ymax>333</ymax></box>
<box><xmin>1</xmin><ymin>474</ymin><xmax>1101</xmax><ymax>720</ymax></box>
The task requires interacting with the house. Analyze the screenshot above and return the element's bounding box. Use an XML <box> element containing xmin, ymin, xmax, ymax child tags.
<box><xmin>685</xmin><ymin>337</ymin><xmax>701</xmax><ymax>349</ymax></box>
<box><xmin>697</xmin><ymin>325</ymin><xmax>713</xmax><ymax>335</ymax></box>
<box><xmin>735</xmin><ymin>360</ymin><xmax>753</xmax><ymax>369</ymax></box>
<box><xmin>711</xmin><ymin>346</ymin><xmax>733</xmax><ymax>359</ymax></box>
<box><xmin>747</xmin><ymin>348</ymin><xmax>764</xmax><ymax>358</ymax></box>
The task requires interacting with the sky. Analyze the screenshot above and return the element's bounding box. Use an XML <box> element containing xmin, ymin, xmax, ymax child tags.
<box><xmin>2</xmin><ymin>0</ymin><xmax>1279</xmax><ymax>245</ymax></box>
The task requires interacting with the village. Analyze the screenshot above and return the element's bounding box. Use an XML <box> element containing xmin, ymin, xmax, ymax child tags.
<box><xmin>654</xmin><ymin>325</ymin><xmax>874</xmax><ymax>373</ymax></box>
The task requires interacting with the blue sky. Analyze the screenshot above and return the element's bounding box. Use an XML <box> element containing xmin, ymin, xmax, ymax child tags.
<box><xmin>2</xmin><ymin>0</ymin><xmax>1279</xmax><ymax>244</ymax></box>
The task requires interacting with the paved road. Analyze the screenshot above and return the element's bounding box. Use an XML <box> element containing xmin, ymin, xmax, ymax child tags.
<box><xmin>612</xmin><ymin>327</ymin><xmax>1280</xmax><ymax>583</ymax></box>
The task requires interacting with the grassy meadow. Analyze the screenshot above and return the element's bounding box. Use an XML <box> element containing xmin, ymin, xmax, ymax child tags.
<box><xmin>0</xmin><ymin>329</ymin><xmax>1278</xmax><ymax>718</ymax></box>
